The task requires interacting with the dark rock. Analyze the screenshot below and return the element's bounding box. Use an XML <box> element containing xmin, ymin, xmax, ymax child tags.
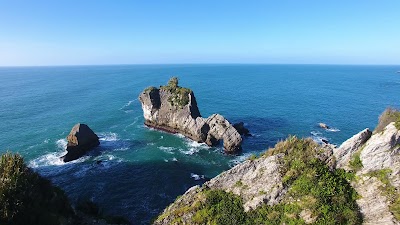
<box><xmin>61</xmin><ymin>123</ymin><xmax>100</xmax><ymax>162</ymax></box>
<box><xmin>139</xmin><ymin>78</ymin><xmax>243</xmax><ymax>153</ymax></box>
<box><xmin>233</xmin><ymin>122</ymin><xmax>251</xmax><ymax>136</ymax></box>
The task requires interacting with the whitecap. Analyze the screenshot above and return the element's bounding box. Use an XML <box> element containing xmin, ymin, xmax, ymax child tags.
<box><xmin>43</xmin><ymin>139</ymin><xmax>49</xmax><ymax>144</ymax></box>
<box><xmin>180</xmin><ymin>140</ymin><xmax>210</xmax><ymax>155</ymax></box>
<box><xmin>190</xmin><ymin>173</ymin><xmax>205</xmax><ymax>181</ymax></box>
<box><xmin>159</xmin><ymin>146</ymin><xmax>175</xmax><ymax>154</ymax></box>
<box><xmin>56</xmin><ymin>139</ymin><xmax>67</xmax><ymax>150</ymax></box>
<box><xmin>172</xmin><ymin>157</ymin><xmax>178</xmax><ymax>162</ymax></box>
<box><xmin>310</xmin><ymin>131</ymin><xmax>322</xmax><ymax>136</ymax></box>
<box><xmin>229</xmin><ymin>152</ymin><xmax>254</xmax><ymax>167</ymax></box>
<box><xmin>326</xmin><ymin>128</ymin><xmax>340</xmax><ymax>132</ymax></box>
<box><xmin>174</xmin><ymin>133</ymin><xmax>185</xmax><ymax>138</ymax></box>
<box><xmin>98</xmin><ymin>132</ymin><xmax>118</xmax><ymax>142</ymax></box>
<box><xmin>119</xmin><ymin>99</ymin><xmax>137</xmax><ymax>110</ymax></box>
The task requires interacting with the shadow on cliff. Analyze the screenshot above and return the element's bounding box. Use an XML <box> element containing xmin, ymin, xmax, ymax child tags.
<box><xmin>36</xmin><ymin>159</ymin><xmax>212</xmax><ymax>225</ymax></box>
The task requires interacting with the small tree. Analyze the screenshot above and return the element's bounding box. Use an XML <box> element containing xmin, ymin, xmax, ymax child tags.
<box><xmin>168</xmin><ymin>77</ymin><xmax>179</xmax><ymax>88</ymax></box>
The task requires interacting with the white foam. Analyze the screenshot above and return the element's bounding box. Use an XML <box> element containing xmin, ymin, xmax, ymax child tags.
<box><xmin>190</xmin><ymin>173</ymin><xmax>205</xmax><ymax>180</ymax></box>
<box><xmin>99</xmin><ymin>132</ymin><xmax>118</xmax><ymax>142</ymax></box>
<box><xmin>119</xmin><ymin>99</ymin><xmax>137</xmax><ymax>110</ymax></box>
<box><xmin>159</xmin><ymin>146</ymin><xmax>175</xmax><ymax>154</ymax></box>
<box><xmin>310</xmin><ymin>131</ymin><xmax>322</xmax><ymax>136</ymax></box>
<box><xmin>229</xmin><ymin>152</ymin><xmax>253</xmax><ymax>167</ymax></box>
<box><xmin>174</xmin><ymin>133</ymin><xmax>185</xmax><ymax>138</ymax></box>
<box><xmin>56</xmin><ymin>139</ymin><xmax>67</xmax><ymax>150</ymax></box>
<box><xmin>172</xmin><ymin>157</ymin><xmax>178</xmax><ymax>162</ymax></box>
<box><xmin>180</xmin><ymin>140</ymin><xmax>210</xmax><ymax>155</ymax></box>
<box><xmin>43</xmin><ymin>139</ymin><xmax>49</xmax><ymax>144</ymax></box>
<box><xmin>326</xmin><ymin>128</ymin><xmax>340</xmax><ymax>132</ymax></box>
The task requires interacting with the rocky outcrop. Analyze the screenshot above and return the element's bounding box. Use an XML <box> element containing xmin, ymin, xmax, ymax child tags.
<box><xmin>319</xmin><ymin>122</ymin><xmax>330</xmax><ymax>129</ymax></box>
<box><xmin>334</xmin><ymin>122</ymin><xmax>400</xmax><ymax>225</ymax></box>
<box><xmin>61</xmin><ymin>123</ymin><xmax>100</xmax><ymax>162</ymax></box>
<box><xmin>233</xmin><ymin>122</ymin><xmax>251</xmax><ymax>136</ymax></box>
<box><xmin>334</xmin><ymin>128</ymin><xmax>372</xmax><ymax>170</ymax></box>
<box><xmin>139</xmin><ymin>78</ymin><xmax>243</xmax><ymax>153</ymax></box>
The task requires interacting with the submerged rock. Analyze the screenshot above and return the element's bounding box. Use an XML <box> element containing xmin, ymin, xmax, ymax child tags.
<box><xmin>318</xmin><ymin>122</ymin><xmax>330</xmax><ymax>129</ymax></box>
<box><xmin>61</xmin><ymin>123</ymin><xmax>100</xmax><ymax>162</ymax></box>
<box><xmin>139</xmin><ymin>78</ymin><xmax>242</xmax><ymax>153</ymax></box>
<box><xmin>233</xmin><ymin>122</ymin><xmax>251</xmax><ymax>136</ymax></box>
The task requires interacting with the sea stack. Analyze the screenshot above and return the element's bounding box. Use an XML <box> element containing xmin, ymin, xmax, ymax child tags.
<box><xmin>61</xmin><ymin>123</ymin><xmax>100</xmax><ymax>162</ymax></box>
<box><xmin>138</xmin><ymin>77</ymin><xmax>243</xmax><ymax>153</ymax></box>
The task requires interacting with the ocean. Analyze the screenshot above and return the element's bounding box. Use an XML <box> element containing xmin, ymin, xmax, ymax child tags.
<box><xmin>0</xmin><ymin>64</ymin><xmax>399</xmax><ymax>223</ymax></box>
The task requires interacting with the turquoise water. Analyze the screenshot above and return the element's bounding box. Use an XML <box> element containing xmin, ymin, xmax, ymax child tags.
<box><xmin>0</xmin><ymin>64</ymin><xmax>399</xmax><ymax>223</ymax></box>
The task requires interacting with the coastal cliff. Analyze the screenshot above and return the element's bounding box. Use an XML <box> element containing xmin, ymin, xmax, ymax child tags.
<box><xmin>154</xmin><ymin>109</ymin><xmax>400</xmax><ymax>225</ymax></box>
<box><xmin>139</xmin><ymin>77</ymin><xmax>243</xmax><ymax>153</ymax></box>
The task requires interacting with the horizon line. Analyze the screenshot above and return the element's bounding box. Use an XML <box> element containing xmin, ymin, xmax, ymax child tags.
<box><xmin>1</xmin><ymin>62</ymin><xmax>400</xmax><ymax>68</ymax></box>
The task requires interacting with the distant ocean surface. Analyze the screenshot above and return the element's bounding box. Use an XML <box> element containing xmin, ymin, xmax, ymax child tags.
<box><xmin>0</xmin><ymin>64</ymin><xmax>399</xmax><ymax>223</ymax></box>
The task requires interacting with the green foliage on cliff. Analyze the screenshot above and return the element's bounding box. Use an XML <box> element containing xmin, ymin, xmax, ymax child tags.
<box><xmin>349</xmin><ymin>152</ymin><xmax>363</xmax><ymax>171</ymax></box>
<box><xmin>375</xmin><ymin>107</ymin><xmax>400</xmax><ymax>132</ymax></box>
<box><xmin>367</xmin><ymin>169</ymin><xmax>400</xmax><ymax>220</ymax></box>
<box><xmin>161</xmin><ymin>77</ymin><xmax>191</xmax><ymax>108</ymax></box>
<box><xmin>184</xmin><ymin>137</ymin><xmax>362</xmax><ymax>225</ymax></box>
<box><xmin>0</xmin><ymin>152</ymin><xmax>73</xmax><ymax>225</ymax></box>
<box><xmin>144</xmin><ymin>86</ymin><xmax>157</xmax><ymax>93</ymax></box>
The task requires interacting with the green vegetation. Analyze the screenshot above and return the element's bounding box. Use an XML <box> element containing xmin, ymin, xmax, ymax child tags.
<box><xmin>192</xmin><ymin>189</ymin><xmax>246</xmax><ymax>225</ymax></box>
<box><xmin>367</xmin><ymin>169</ymin><xmax>400</xmax><ymax>220</ymax></box>
<box><xmin>144</xmin><ymin>86</ymin><xmax>157</xmax><ymax>93</ymax></box>
<box><xmin>375</xmin><ymin>107</ymin><xmax>400</xmax><ymax>132</ymax></box>
<box><xmin>187</xmin><ymin>137</ymin><xmax>362</xmax><ymax>225</ymax></box>
<box><xmin>0</xmin><ymin>152</ymin><xmax>73</xmax><ymax>225</ymax></box>
<box><xmin>349</xmin><ymin>152</ymin><xmax>363</xmax><ymax>171</ymax></box>
<box><xmin>161</xmin><ymin>77</ymin><xmax>192</xmax><ymax>108</ymax></box>
<box><xmin>247</xmin><ymin>154</ymin><xmax>257</xmax><ymax>161</ymax></box>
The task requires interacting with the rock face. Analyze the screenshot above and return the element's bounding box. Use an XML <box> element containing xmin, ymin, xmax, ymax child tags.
<box><xmin>61</xmin><ymin>123</ymin><xmax>100</xmax><ymax>162</ymax></box>
<box><xmin>139</xmin><ymin>78</ymin><xmax>243</xmax><ymax>153</ymax></box>
<box><xmin>334</xmin><ymin>128</ymin><xmax>372</xmax><ymax>169</ymax></box>
<box><xmin>334</xmin><ymin>122</ymin><xmax>400</xmax><ymax>225</ymax></box>
<box><xmin>233</xmin><ymin>122</ymin><xmax>251</xmax><ymax>136</ymax></box>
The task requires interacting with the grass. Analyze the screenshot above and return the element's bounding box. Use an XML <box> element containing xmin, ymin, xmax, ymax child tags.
<box><xmin>0</xmin><ymin>152</ymin><xmax>73</xmax><ymax>225</ymax></box>
<box><xmin>367</xmin><ymin>169</ymin><xmax>400</xmax><ymax>220</ymax></box>
<box><xmin>183</xmin><ymin>137</ymin><xmax>362</xmax><ymax>225</ymax></box>
<box><xmin>349</xmin><ymin>152</ymin><xmax>363</xmax><ymax>171</ymax></box>
<box><xmin>375</xmin><ymin>107</ymin><xmax>400</xmax><ymax>132</ymax></box>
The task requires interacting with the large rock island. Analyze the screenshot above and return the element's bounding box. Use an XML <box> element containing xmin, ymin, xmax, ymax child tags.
<box><xmin>139</xmin><ymin>77</ymin><xmax>243</xmax><ymax>153</ymax></box>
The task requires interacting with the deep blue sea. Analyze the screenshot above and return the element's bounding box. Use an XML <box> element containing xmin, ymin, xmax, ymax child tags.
<box><xmin>0</xmin><ymin>64</ymin><xmax>399</xmax><ymax>224</ymax></box>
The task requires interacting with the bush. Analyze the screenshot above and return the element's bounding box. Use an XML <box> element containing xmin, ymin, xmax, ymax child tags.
<box><xmin>161</xmin><ymin>77</ymin><xmax>192</xmax><ymax>108</ymax></box>
<box><xmin>0</xmin><ymin>152</ymin><xmax>73</xmax><ymax>225</ymax></box>
<box><xmin>167</xmin><ymin>77</ymin><xmax>179</xmax><ymax>88</ymax></box>
<box><xmin>375</xmin><ymin>108</ymin><xmax>400</xmax><ymax>133</ymax></box>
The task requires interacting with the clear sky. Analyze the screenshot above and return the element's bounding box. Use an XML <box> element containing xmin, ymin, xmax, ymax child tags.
<box><xmin>0</xmin><ymin>0</ymin><xmax>399</xmax><ymax>66</ymax></box>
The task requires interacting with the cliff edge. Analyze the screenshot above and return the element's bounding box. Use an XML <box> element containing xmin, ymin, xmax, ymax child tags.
<box><xmin>154</xmin><ymin>108</ymin><xmax>400</xmax><ymax>225</ymax></box>
<box><xmin>139</xmin><ymin>77</ymin><xmax>243</xmax><ymax>153</ymax></box>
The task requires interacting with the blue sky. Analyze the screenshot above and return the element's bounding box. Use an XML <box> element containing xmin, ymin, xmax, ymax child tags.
<box><xmin>0</xmin><ymin>1</ymin><xmax>399</xmax><ymax>66</ymax></box>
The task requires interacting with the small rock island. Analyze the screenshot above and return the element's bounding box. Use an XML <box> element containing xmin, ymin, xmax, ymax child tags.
<box><xmin>139</xmin><ymin>77</ymin><xmax>243</xmax><ymax>153</ymax></box>
<box><xmin>61</xmin><ymin>123</ymin><xmax>100</xmax><ymax>162</ymax></box>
